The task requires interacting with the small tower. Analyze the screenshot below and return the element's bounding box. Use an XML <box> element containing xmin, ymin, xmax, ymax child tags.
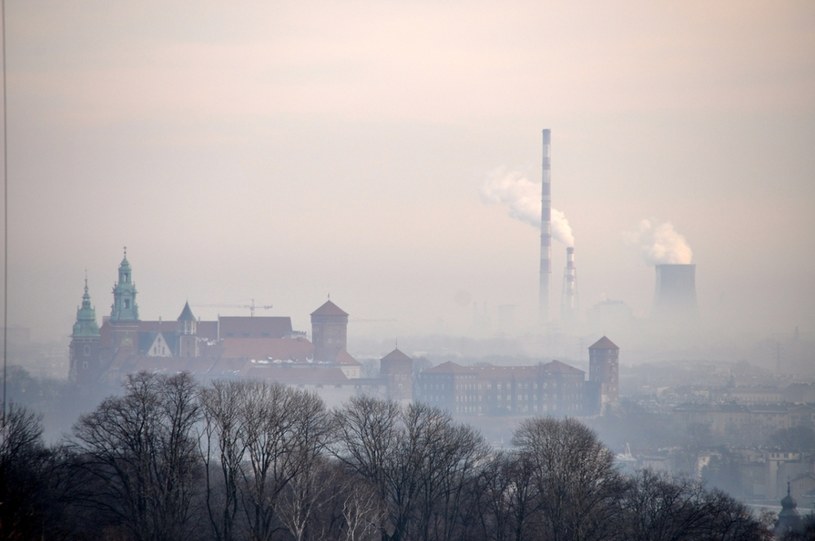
<box><xmin>589</xmin><ymin>336</ymin><xmax>619</xmax><ymax>412</ymax></box>
<box><xmin>311</xmin><ymin>299</ymin><xmax>348</xmax><ymax>363</ymax></box>
<box><xmin>177</xmin><ymin>301</ymin><xmax>199</xmax><ymax>358</ymax></box>
<box><xmin>69</xmin><ymin>276</ymin><xmax>102</xmax><ymax>384</ymax></box>
<box><xmin>110</xmin><ymin>248</ymin><xmax>140</xmax><ymax>353</ymax></box>
<box><xmin>380</xmin><ymin>348</ymin><xmax>413</xmax><ymax>402</ymax></box>
<box><xmin>775</xmin><ymin>482</ymin><xmax>802</xmax><ymax>537</ymax></box>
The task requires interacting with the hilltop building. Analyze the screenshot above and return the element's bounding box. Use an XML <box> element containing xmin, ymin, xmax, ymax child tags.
<box><xmin>68</xmin><ymin>251</ymin><xmax>369</xmax><ymax>402</ymax></box>
<box><xmin>70</xmin><ymin>252</ymin><xmax>620</xmax><ymax>418</ymax></box>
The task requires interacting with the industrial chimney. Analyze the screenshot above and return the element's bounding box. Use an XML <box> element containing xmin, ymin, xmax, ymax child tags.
<box><xmin>652</xmin><ymin>264</ymin><xmax>698</xmax><ymax>322</ymax></box>
<box><xmin>539</xmin><ymin>129</ymin><xmax>552</xmax><ymax>322</ymax></box>
<box><xmin>561</xmin><ymin>246</ymin><xmax>577</xmax><ymax>321</ymax></box>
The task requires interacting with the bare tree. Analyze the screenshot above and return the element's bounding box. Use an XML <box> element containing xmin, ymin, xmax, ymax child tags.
<box><xmin>199</xmin><ymin>380</ymin><xmax>250</xmax><ymax>541</ymax></box>
<box><xmin>512</xmin><ymin>417</ymin><xmax>624</xmax><ymax>541</ymax></box>
<box><xmin>339</xmin><ymin>476</ymin><xmax>387</xmax><ymax>541</ymax></box>
<box><xmin>275</xmin><ymin>390</ymin><xmax>335</xmax><ymax>541</ymax></box>
<box><xmin>71</xmin><ymin>372</ymin><xmax>202</xmax><ymax>541</ymax></box>
<box><xmin>333</xmin><ymin>397</ymin><xmax>488</xmax><ymax>541</ymax></box>
<box><xmin>237</xmin><ymin>382</ymin><xmax>332</xmax><ymax>541</ymax></box>
<box><xmin>471</xmin><ymin>451</ymin><xmax>539</xmax><ymax>541</ymax></box>
<box><xmin>0</xmin><ymin>404</ymin><xmax>49</xmax><ymax>539</ymax></box>
<box><xmin>333</xmin><ymin>396</ymin><xmax>401</xmax><ymax>539</ymax></box>
<box><xmin>403</xmin><ymin>403</ymin><xmax>489</xmax><ymax>541</ymax></box>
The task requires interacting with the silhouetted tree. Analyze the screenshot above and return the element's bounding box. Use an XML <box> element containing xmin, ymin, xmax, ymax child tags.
<box><xmin>237</xmin><ymin>382</ymin><xmax>331</xmax><ymax>541</ymax></box>
<box><xmin>512</xmin><ymin>417</ymin><xmax>625</xmax><ymax>541</ymax></box>
<box><xmin>0</xmin><ymin>404</ymin><xmax>52</xmax><ymax>540</ymax></box>
<box><xmin>71</xmin><ymin>372</ymin><xmax>202</xmax><ymax>541</ymax></box>
<box><xmin>199</xmin><ymin>380</ymin><xmax>250</xmax><ymax>541</ymax></box>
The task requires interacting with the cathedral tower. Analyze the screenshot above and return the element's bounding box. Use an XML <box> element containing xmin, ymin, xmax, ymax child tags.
<box><xmin>110</xmin><ymin>248</ymin><xmax>140</xmax><ymax>353</ymax></box>
<box><xmin>69</xmin><ymin>276</ymin><xmax>102</xmax><ymax>384</ymax></box>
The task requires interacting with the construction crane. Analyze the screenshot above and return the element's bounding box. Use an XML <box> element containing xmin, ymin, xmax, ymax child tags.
<box><xmin>194</xmin><ymin>299</ymin><xmax>273</xmax><ymax>317</ymax></box>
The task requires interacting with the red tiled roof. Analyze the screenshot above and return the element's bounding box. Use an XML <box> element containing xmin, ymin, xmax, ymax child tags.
<box><xmin>218</xmin><ymin>316</ymin><xmax>293</xmax><ymax>339</ymax></box>
<box><xmin>197</xmin><ymin>321</ymin><xmax>219</xmax><ymax>340</ymax></box>
<box><xmin>138</xmin><ymin>321</ymin><xmax>179</xmax><ymax>333</ymax></box>
<box><xmin>589</xmin><ymin>336</ymin><xmax>618</xmax><ymax>350</ymax></box>
<box><xmin>310</xmin><ymin>300</ymin><xmax>348</xmax><ymax>317</ymax></box>
<box><xmin>220</xmin><ymin>337</ymin><xmax>313</xmax><ymax>361</ymax></box>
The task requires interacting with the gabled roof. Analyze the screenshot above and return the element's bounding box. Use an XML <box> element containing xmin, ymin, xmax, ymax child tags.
<box><xmin>541</xmin><ymin>359</ymin><xmax>585</xmax><ymax>375</ymax></box>
<box><xmin>311</xmin><ymin>300</ymin><xmax>348</xmax><ymax>317</ymax></box>
<box><xmin>589</xmin><ymin>336</ymin><xmax>618</xmax><ymax>350</ymax></box>
<box><xmin>423</xmin><ymin>361</ymin><xmax>476</xmax><ymax>375</ymax></box>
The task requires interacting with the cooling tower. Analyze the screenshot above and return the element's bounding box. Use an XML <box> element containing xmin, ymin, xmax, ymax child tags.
<box><xmin>652</xmin><ymin>264</ymin><xmax>698</xmax><ymax>321</ymax></box>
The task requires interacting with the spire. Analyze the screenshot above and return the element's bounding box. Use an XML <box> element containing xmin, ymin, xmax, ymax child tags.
<box><xmin>73</xmin><ymin>277</ymin><xmax>100</xmax><ymax>338</ymax></box>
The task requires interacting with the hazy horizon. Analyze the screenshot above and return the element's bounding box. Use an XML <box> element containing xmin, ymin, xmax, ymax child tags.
<box><xmin>1</xmin><ymin>2</ymin><xmax>813</xmax><ymax>353</ymax></box>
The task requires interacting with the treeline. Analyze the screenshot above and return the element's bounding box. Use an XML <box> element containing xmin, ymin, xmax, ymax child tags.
<box><xmin>1</xmin><ymin>372</ymin><xmax>774</xmax><ymax>540</ymax></box>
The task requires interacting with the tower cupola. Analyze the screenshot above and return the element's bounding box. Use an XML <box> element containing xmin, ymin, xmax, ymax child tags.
<box><xmin>73</xmin><ymin>276</ymin><xmax>101</xmax><ymax>338</ymax></box>
<box><xmin>111</xmin><ymin>247</ymin><xmax>139</xmax><ymax>321</ymax></box>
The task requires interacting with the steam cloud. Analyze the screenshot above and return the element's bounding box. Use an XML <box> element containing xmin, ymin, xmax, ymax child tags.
<box><xmin>481</xmin><ymin>169</ymin><xmax>574</xmax><ymax>246</ymax></box>
<box><xmin>626</xmin><ymin>219</ymin><xmax>693</xmax><ymax>265</ymax></box>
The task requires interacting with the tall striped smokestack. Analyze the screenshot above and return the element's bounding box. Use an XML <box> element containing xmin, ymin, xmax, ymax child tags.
<box><xmin>539</xmin><ymin>129</ymin><xmax>552</xmax><ymax>321</ymax></box>
<box><xmin>561</xmin><ymin>246</ymin><xmax>577</xmax><ymax>321</ymax></box>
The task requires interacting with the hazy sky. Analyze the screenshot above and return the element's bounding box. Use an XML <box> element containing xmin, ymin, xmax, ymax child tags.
<box><xmin>2</xmin><ymin>1</ymin><xmax>814</xmax><ymax>345</ymax></box>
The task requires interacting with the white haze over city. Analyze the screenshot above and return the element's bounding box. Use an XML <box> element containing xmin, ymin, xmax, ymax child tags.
<box><xmin>1</xmin><ymin>1</ymin><xmax>813</xmax><ymax>355</ymax></box>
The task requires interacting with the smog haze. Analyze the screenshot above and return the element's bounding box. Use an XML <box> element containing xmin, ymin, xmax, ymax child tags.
<box><xmin>2</xmin><ymin>1</ymin><xmax>814</xmax><ymax>354</ymax></box>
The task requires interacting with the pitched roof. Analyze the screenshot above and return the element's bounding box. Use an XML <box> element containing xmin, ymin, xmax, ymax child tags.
<box><xmin>540</xmin><ymin>359</ymin><xmax>585</xmax><ymax>375</ymax></box>
<box><xmin>381</xmin><ymin>348</ymin><xmax>412</xmax><ymax>364</ymax></box>
<box><xmin>218</xmin><ymin>316</ymin><xmax>293</xmax><ymax>339</ymax></box>
<box><xmin>220</xmin><ymin>337</ymin><xmax>313</xmax><ymax>362</ymax></box>
<box><xmin>335</xmin><ymin>350</ymin><xmax>361</xmax><ymax>366</ymax></box>
<box><xmin>589</xmin><ymin>336</ymin><xmax>618</xmax><ymax>350</ymax></box>
<box><xmin>311</xmin><ymin>300</ymin><xmax>348</xmax><ymax>317</ymax></box>
<box><xmin>177</xmin><ymin>302</ymin><xmax>196</xmax><ymax>322</ymax></box>
<box><xmin>423</xmin><ymin>361</ymin><xmax>477</xmax><ymax>375</ymax></box>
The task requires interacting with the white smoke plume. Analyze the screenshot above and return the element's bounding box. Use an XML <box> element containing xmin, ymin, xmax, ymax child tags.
<box><xmin>626</xmin><ymin>219</ymin><xmax>693</xmax><ymax>264</ymax></box>
<box><xmin>481</xmin><ymin>169</ymin><xmax>574</xmax><ymax>246</ymax></box>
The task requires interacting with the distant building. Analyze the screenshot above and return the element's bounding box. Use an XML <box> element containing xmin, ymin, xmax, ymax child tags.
<box><xmin>589</xmin><ymin>336</ymin><xmax>620</xmax><ymax>413</ymax></box>
<box><xmin>68</xmin><ymin>251</ymin><xmax>367</xmax><ymax>400</ymax></box>
<box><xmin>415</xmin><ymin>338</ymin><xmax>618</xmax><ymax>417</ymax></box>
<box><xmin>380</xmin><ymin>348</ymin><xmax>414</xmax><ymax>403</ymax></box>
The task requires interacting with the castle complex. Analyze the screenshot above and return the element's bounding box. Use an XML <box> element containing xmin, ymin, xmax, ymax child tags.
<box><xmin>70</xmin><ymin>251</ymin><xmax>618</xmax><ymax>415</ymax></box>
<box><xmin>69</xmin><ymin>250</ymin><xmax>363</xmax><ymax>393</ymax></box>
